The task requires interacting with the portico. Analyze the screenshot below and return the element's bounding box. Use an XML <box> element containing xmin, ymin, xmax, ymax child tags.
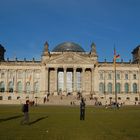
<box><xmin>46</xmin><ymin>67</ymin><xmax>94</xmax><ymax>96</ymax></box>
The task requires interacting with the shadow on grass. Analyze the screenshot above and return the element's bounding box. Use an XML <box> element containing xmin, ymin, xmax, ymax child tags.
<box><xmin>29</xmin><ymin>116</ymin><xmax>48</xmax><ymax>125</ymax></box>
<box><xmin>0</xmin><ymin>115</ymin><xmax>23</xmax><ymax>123</ymax></box>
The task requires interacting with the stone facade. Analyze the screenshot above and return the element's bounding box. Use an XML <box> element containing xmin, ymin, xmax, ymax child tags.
<box><xmin>0</xmin><ymin>42</ymin><xmax>140</xmax><ymax>105</ymax></box>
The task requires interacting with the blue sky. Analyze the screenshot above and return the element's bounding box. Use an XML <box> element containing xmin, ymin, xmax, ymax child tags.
<box><xmin>0</xmin><ymin>0</ymin><xmax>140</xmax><ymax>61</ymax></box>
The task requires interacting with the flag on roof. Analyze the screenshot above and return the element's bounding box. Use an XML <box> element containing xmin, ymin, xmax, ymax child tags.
<box><xmin>114</xmin><ymin>48</ymin><xmax>120</xmax><ymax>60</ymax></box>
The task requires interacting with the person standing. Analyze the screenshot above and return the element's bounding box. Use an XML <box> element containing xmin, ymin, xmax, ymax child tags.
<box><xmin>21</xmin><ymin>100</ymin><xmax>30</xmax><ymax>124</ymax></box>
<box><xmin>44</xmin><ymin>96</ymin><xmax>47</xmax><ymax>104</ymax></box>
<box><xmin>80</xmin><ymin>98</ymin><xmax>86</xmax><ymax>120</ymax></box>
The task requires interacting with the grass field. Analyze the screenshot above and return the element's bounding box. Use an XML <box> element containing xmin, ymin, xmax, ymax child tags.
<box><xmin>0</xmin><ymin>105</ymin><xmax>140</xmax><ymax>140</ymax></box>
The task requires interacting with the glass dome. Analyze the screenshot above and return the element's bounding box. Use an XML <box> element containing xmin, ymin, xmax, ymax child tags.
<box><xmin>52</xmin><ymin>42</ymin><xmax>85</xmax><ymax>52</ymax></box>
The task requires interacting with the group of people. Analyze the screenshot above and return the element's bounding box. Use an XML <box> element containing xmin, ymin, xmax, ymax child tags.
<box><xmin>20</xmin><ymin>97</ymin><xmax>86</xmax><ymax>125</ymax></box>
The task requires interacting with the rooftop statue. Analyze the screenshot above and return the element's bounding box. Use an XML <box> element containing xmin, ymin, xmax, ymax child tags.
<box><xmin>42</xmin><ymin>41</ymin><xmax>49</xmax><ymax>56</ymax></box>
<box><xmin>91</xmin><ymin>42</ymin><xmax>97</xmax><ymax>54</ymax></box>
<box><xmin>44</xmin><ymin>41</ymin><xmax>49</xmax><ymax>52</ymax></box>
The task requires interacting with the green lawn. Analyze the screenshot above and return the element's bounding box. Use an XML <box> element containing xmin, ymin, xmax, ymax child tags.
<box><xmin>0</xmin><ymin>105</ymin><xmax>140</xmax><ymax>140</ymax></box>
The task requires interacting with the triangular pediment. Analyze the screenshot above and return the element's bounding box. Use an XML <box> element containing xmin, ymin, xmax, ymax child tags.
<box><xmin>48</xmin><ymin>53</ymin><xmax>93</xmax><ymax>64</ymax></box>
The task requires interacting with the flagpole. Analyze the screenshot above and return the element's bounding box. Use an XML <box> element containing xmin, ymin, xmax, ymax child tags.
<box><xmin>114</xmin><ymin>47</ymin><xmax>117</xmax><ymax>105</ymax></box>
<box><xmin>114</xmin><ymin>60</ymin><xmax>117</xmax><ymax>105</ymax></box>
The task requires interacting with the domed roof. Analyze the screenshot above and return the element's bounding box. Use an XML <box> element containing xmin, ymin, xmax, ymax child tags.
<box><xmin>52</xmin><ymin>42</ymin><xmax>85</xmax><ymax>52</ymax></box>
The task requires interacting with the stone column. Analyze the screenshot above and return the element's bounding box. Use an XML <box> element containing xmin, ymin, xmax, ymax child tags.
<box><xmin>31</xmin><ymin>70</ymin><xmax>34</xmax><ymax>98</ymax></box>
<box><xmin>138</xmin><ymin>68</ymin><xmax>140</xmax><ymax>101</ymax></box>
<box><xmin>91</xmin><ymin>68</ymin><xmax>94</xmax><ymax>93</ymax></box>
<box><xmin>46</xmin><ymin>67</ymin><xmax>49</xmax><ymax>94</ymax></box>
<box><xmin>113</xmin><ymin>71</ymin><xmax>115</xmax><ymax>94</ymax></box>
<box><xmin>54</xmin><ymin>67</ymin><xmax>58</xmax><ymax>95</ymax></box>
<box><xmin>5</xmin><ymin>70</ymin><xmax>8</xmax><ymax>93</ymax></box>
<box><xmin>63</xmin><ymin>67</ymin><xmax>67</xmax><ymax>94</ymax></box>
<box><xmin>82</xmin><ymin>68</ymin><xmax>85</xmax><ymax>93</ymax></box>
<box><xmin>13</xmin><ymin>70</ymin><xmax>17</xmax><ymax>94</ymax></box>
<box><xmin>93</xmin><ymin>67</ymin><xmax>98</xmax><ymax>94</ymax></box>
<box><xmin>129</xmin><ymin>71</ymin><xmax>132</xmax><ymax>94</ymax></box>
<box><xmin>73</xmin><ymin>67</ymin><xmax>77</xmax><ymax>95</ymax></box>
<box><xmin>138</xmin><ymin>69</ymin><xmax>140</xmax><ymax>93</ymax></box>
<box><xmin>121</xmin><ymin>71</ymin><xmax>124</xmax><ymax>94</ymax></box>
<box><xmin>104</xmin><ymin>71</ymin><xmax>106</xmax><ymax>94</ymax></box>
<box><xmin>23</xmin><ymin>70</ymin><xmax>26</xmax><ymax>95</ymax></box>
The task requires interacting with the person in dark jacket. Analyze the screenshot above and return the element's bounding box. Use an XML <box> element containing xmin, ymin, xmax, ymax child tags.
<box><xmin>21</xmin><ymin>100</ymin><xmax>29</xmax><ymax>124</ymax></box>
<box><xmin>80</xmin><ymin>98</ymin><xmax>86</xmax><ymax>120</ymax></box>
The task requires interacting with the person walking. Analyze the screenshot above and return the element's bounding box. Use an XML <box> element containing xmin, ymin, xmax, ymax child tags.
<box><xmin>21</xmin><ymin>100</ymin><xmax>30</xmax><ymax>124</ymax></box>
<box><xmin>80</xmin><ymin>98</ymin><xmax>86</xmax><ymax>120</ymax></box>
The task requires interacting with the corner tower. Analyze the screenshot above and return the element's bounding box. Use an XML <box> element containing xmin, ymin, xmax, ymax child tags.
<box><xmin>41</xmin><ymin>41</ymin><xmax>50</xmax><ymax>64</ymax></box>
<box><xmin>0</xmin><ymin>44</ymin><xmax>6</xmax><ymax>61</ymax></box>
<box><xmin>132</xmin><ymin>45</ymin><xmax>140</xmax><ymax>63</ymax></box>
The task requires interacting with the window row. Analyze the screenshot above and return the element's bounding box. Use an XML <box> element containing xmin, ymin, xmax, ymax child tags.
<box><xmin>0</xmin><ymin>81</ymin><xmax>40</xmax><ymax>93</ymax></box>
<box><xmin>0</xmin><ymin>71</ymin><xmax>40</xmax><ymax>79</ymax></box>
<box><xmin>99</xmin><ymin>82</ymin><xmax>138</xmax><ymax>93</ymax></box>
<box><xmin>99</xmin><ymin>73</ymin><xmax>137</xmax><ymax>80</ymax></box>
<box><xmin>0</xmin><ymin>96</ymin><xmax>35</xmax><ymax>100</ymax></box>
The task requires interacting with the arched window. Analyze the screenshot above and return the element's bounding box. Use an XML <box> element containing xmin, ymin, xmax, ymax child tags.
<box><xmin>8</xmin><ymin>81</ymin><xmax>13</xmax><ymax>92</ymax></box>
<box><xmin>99</xmin><ymin>82</ymin><xmax>104</xmax><ymax>93</ymax></box>
<box><xmin>25</xmin><ymin>82</ymin><xmax>30</xmax><ymax>93</ymax></box>
<box><xmin>107</xmin><ymin>83</ymin><xmax>112</xmax><ymax>93</ymax></box>
<box><xmin>124</xmin><ymin>83</ymin><xmax>129</xmax><ymax>93</ymax></box>
<box><xmin>17</xmin><ymin>81</ymin><xmax>22</xmax><ymax>93</ymax></box>
<box><xmin>34</xmin><ymin>82</ymin><xmax>39</xmax><ymax>93</ymax></box>
<box><xmin>116</xmin><ymin>83</ymin><xmax>121</xmax><ymax>93</ymax></box>
<box><xmin>133</xmin><ymin>83</ymin><xmax>137</xmax><ymax>93</ymax></box>
<box><xmin>0</xmin><ymin>81</ymin><xmax>5</xmax><ymax>92</ymax></box>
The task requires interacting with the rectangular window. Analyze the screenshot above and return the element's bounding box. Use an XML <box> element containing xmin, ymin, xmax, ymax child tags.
<box><xmin>99</xmin><ymin>73</ymin><xmax>103</xmax><ymax>80</ymax></box>
<box><xmin>18</xmin><ymin>72</ymin><xmax>23</xmax><ymax>79</ymax></box>
<box><xmin>133</xmin><ymin>74</ymin><xmax>137</xmax><ymax>80</ymax></box>
<box><xmin>26</xmin><ymin>71</ymin><xmax>31</xmax><ymax>79</ymax></box>
<box><xmin>125</xmin><ymin>74</ymin><xmax>128</xmax><ymax>80</ymax></box>
<box><xmin>9</xmin><ymin>71</ymin><xmax>13</xmax><ymax>79</ymax></box>
<box><xmin>34</xmin><ymin>73</ymin><xmax>40</xmax><ymax>79</ymax></box>
<box><xmin>108</xmin><ymin>74</ymin><xmax>112</xmax><ymax>80</ymax></box>
<box><xmin>116</xmin><ymin>73</ymin><xmax>120</xmax><ymax>80</ymax></box>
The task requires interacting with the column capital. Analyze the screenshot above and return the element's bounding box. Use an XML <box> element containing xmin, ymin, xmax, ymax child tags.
<box><xmin>45</xmin><ymin>67</ymin><xmax>49</xmax><ymax>71</ymax></box>
<box><xmin>73</xmin><ymin>67</ymin><xmax>77</xmax><ymax>71</ymax></box>
<box><xmin>63</xmin><ymin>67</ymin><xmax>67</xmax><ymax>71</ymax></box>
<box><xmin>82</xmin><ymin>68</ymin><xmax>86</xmax><ymax>71</ymax></box>
<box><xmin>54</xmin><ymin>67</ymin><xmax>58</xmax><ymax>70</ymax></box>
<box><xmin>90</xmin><ymin>67</ymin><xmax>94</xmax><ymax>71</ymax></box>
<box><xmin>63</xmin><ymin>67</ymin><xmax>67</xmax><ymax>93</ymax></box>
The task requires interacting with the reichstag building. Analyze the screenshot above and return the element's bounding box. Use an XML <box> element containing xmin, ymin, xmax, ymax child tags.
<box><xmin>0</xmin><ymin>42</ymin><xmax>140</xmax><ymax>105</ymax></box>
